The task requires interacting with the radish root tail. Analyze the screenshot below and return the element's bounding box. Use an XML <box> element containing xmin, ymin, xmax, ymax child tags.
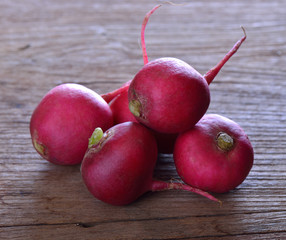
<box><xmin>141</xmin><ymin>5</ymin><xmax>161</xmax><ymax>65</ymax></box>
<box><xmin>159</xmin><ymin>1</ymin><xmax>186</xmax><ymax>6</ymax></box>
<box><xmin>151</xmin><ymin>180</ymin><xmax>222</xmax><ymax>205</ymax></box>
<box><xmin>203</xmin><ymin>26</ymin><xmax>247</xmax><ymax>85</ymax></box>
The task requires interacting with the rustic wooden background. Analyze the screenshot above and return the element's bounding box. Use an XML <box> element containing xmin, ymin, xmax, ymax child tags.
<box><xmin>1</xmin><ymin>0</ymin><xmax>285</xmax><ymax>239</ymax></box>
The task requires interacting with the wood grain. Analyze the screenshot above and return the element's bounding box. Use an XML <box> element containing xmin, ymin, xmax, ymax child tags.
<box><xmin>1</xmin><ymin>0</ymin><xmax>285</xmax><ymax>239</ymax></box>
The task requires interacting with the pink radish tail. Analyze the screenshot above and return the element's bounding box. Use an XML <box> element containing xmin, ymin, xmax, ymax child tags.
<box><xmin>141</xmin><ymin>5</ymin><xmax>161</xmax><ymax>65</ymax></box>
<box><xmin>101</xmin><ymin>80</ymin><xmax>131</xmax><ymax>103</ymax></box>
<box><xmin>203</xmin><ymin>26</ymin><xmax>247</xmax><ymax>85</ymax></box>
<box><xmin>151</xmin><ymin>180</ymin><xmax>222</xmax><ymax>205</ymax></box>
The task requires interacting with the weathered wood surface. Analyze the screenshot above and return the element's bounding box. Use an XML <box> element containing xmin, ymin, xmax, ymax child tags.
<box><xmin>0</xmin><ymin>0</ymin><xmax>285</xmax><ymax>239</ymax></box>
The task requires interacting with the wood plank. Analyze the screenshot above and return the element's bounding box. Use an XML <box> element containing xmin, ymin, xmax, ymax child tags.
<box><xmin>1</xmin><ymin>211</ymin><xmax>285</xmax><ymax>240</ymax></box>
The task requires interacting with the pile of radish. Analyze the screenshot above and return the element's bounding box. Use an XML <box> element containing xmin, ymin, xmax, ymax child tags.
<box><xmin>30</xmin><ymin>5</ymin><xmax>254</xmax><ymax>206</ymax></box>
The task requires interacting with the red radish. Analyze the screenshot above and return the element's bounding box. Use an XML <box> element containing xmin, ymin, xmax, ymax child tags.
<box><xmin>30</xmin><ymin>83</ymin><xmax>113</xmax><ymax>165</ymax></box>
<box><xmin>109</xmin><ymin>89</ymin><xmax>138</xmax><ymax>124</ymax></box>
<box><xmin>128</xmin><ymin>5</ymin><xmax>246</xmax><ymax>134</ymax></box>
<box><xmin>109</xmin><ymin>87</ymin><xmax>177</xmax><ymax>153</ymax></box>
<box><xmin>153</xmin><ymin>131</ymin><xmax>177</xmax><ymax>154</ymax></box>
<box><xmin>81</xmin><ymin>122</ymin><xmax>220</xmax><ymax>206</ymax></box>
<box><xmin>173</xmin><ymin>114</ymin><xmax>254</xmax><ymax>193</ymax></box>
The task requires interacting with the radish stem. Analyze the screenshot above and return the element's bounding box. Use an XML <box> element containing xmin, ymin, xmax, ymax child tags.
<box><xmin>88</xmin><ymin>128</ymin><xmax>104</xmax><ymax>148</ymax></box>
<box><xmin>129</xmin><ymin>99</ymin><xmax>141</xmax><ymax>117</ymax></box>
<box><xmin>217</xmin><ymin>132</ymin><xmax>234</xmax><ymax>152</ymax></box>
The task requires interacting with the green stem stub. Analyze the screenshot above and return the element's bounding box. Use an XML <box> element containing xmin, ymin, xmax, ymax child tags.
<box><xmin>88</xmin><ymin>127</ymin><xmax>104</xmax><ymax>148</ymax></box>
<box><xmin>217</xmin><ymin>132</ymin><xmax>234</xmax><ymax>152</ymax></box>
<box><xmin>129</xmin><ymin>99</ymin><xmax>141</xmax><ymax>117</ymax></box>
<box><xmin>33</xmin><ymin>139</ymin><xmax>47</xmax><ymax>158</ymax></box>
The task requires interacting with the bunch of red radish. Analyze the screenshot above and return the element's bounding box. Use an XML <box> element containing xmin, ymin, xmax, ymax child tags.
<box><xmin>30</xmin><ymin>5</ymin><xmax>254</xmax><ymax>206</ymax></box>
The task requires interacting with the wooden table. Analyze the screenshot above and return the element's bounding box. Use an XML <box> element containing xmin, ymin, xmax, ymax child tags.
<box><xmin>1</xmin><ymin>0</ymin><xmax>285</xmax><ymax>239</ymax></box>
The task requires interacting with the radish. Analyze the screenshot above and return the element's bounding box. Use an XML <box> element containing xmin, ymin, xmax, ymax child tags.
<box><xmin>30</xmin><ymin>83</ymin><xmax>113</xmax><ymax>165</ymax></box>
<box><xmin>81</xmin><ymin>122</ymin><xmax>220</xmax><ymax>205</ymax></box>
<box><xmin>173</xmin><ymin>114</ymin><xmax>254</xmax><ymax>193</ymax></box>
<box><xmin>109</xmin><ymin>87</ymin><xmax>177</xmax><ymax>154</ymax></box>
<box><xmin>153</xmin><ymin>131</ymin><xmax>177</xmax><ymax>154</ymax></box>
<box><xmin>109</xmin><ymin>88</ymin><xmax>138</xmax><ymax>124</ymax></box>
<box><xmin>128</xmin><ymin>5</ymin><xmax>246</xmax><ymax>134</ymax></box>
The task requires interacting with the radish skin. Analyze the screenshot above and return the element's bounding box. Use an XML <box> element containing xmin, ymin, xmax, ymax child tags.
<box><xmin>109</xmin><ymin>89</ymin><xmax>138</xmax><ymax>124</ymax></box>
